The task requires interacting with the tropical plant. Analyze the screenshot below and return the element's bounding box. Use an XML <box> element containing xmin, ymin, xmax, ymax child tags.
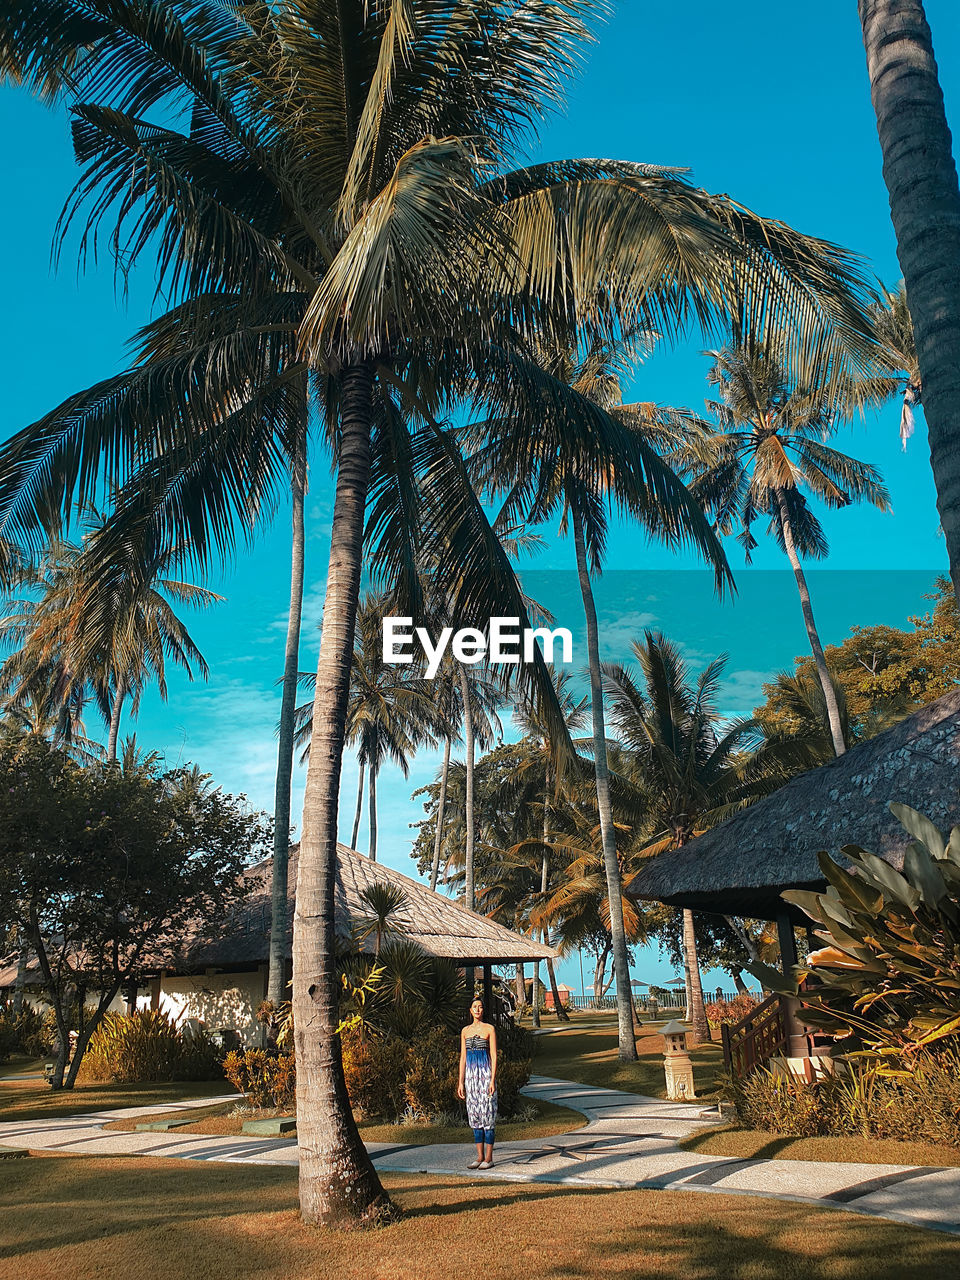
<box><xmin>355</xmin><ymin>882</ymin><xmax>409</xmax><ymax>956</ymax></box>
<box><xmin>859</xmin><ymin>1</ymin><xmax>960</xmax><ymax>604</ymax></box>
<box><xmin>0</xmin><ymin>0</ymin><xmax>882</xmax><ymax>1226</ymax></box>
<box><xmin>79</xmin><ymin>1008</ymin><xmax>221</xmax><ymax>1083</ymax></box>
<box><xmin>693</xmin><ymin>341</ymin><xmax>890</xmax><ymax>759</ymax></box>
<box><xmin>223</xmin><ymin>1048</ymin><xmax>297</xmax><ymax>1112</ymax></box>
<box><xmin>753</xmin><ymin>803</ymin><xmax>960</xmax><ymax>1058</ymax></box>
<box><xmin>602</xmin><ymin>632</ymin><xmax>790</xmax><ymax>1043</ymax></box>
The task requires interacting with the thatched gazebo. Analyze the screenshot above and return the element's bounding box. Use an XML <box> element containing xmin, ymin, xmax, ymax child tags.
<box><xmin>626</xmin><ymin>689</ymin><xmax>960</xmax><ymax>970</ymax></box>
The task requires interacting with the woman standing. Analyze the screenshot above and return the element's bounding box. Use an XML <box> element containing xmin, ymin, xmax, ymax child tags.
<box><xmin>457</xmin><ymin>996</ymin><xmax>498</xmax><ymax>1169</ymax></box>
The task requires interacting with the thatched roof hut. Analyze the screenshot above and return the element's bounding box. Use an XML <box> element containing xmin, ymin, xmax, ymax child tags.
<box><xmin>0</xmin><ymin>843</ymin><xmax>554</xmax><ymax>991</ymax></box>
<box><xmin>626</xmin><ymin>689</ymin><xmax>960</xmax><ymax>921</ymax></box>
<box><xmin>168</xmin><ymin>842</ymin><xmax>555</xmax><ymax>972</ymax></box>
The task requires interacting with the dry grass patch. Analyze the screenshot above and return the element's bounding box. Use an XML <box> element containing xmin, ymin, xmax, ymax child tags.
<box><xmin>0</xmin><ymin>1077</ymin><xmax>234</xmax><ymax>1123</ymax></box>
<box><xmin>679</xmin><ymin>1124</ymin><xmax>960</xmax><ymax>1168</ymax></box>
<box><xmin>2</xmin><ymin>1155</ymin><xmax>959</xmax><ymax>1280</ymax></box>
<box><xmin>532</xmin><ymin>1022</ymin><xmax>723</xmax><ymax>1099</ymax></box>
<box><xmin>104</xmin><ymin>1097</ymin><xmax>584</xmax><ymax>1144</ymax></box>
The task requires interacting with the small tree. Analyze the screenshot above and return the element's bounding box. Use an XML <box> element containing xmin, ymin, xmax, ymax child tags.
<box><xmin>0</xmin><ymin>732</ymin><xmax>270</xmax><ymax>1087</ymax></box>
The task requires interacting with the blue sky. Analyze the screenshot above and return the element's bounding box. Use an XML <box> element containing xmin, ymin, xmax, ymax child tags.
<box><xmin>1</xmin><ymin>2</ymin><xmax>958</xmax><ymax>992</ymax></box>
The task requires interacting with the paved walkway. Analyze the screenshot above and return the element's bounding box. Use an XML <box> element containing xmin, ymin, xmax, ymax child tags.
<box><xmin>2</xmin><ymin>1077</ymin><xmax>959</xmax><ymax>1237</ymax></box>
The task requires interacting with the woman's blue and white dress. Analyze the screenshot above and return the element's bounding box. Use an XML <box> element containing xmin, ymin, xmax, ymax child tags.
<box><xmin>464</xmin><ymin>1033</ymin><xmax>497</xmax><ymax>1141</ymax></box>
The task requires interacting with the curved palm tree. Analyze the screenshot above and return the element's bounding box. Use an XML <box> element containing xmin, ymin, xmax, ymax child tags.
<box><xmin>859</xmin><ymin>1</ymin><xmax>960</xmax><ymax>603</ymax></box>
<box><xmin>601</xmin><ymin>632</ymin><xmax>786</xmax><ymax>1043</ymax></box>
<box><xmin>694</xmin><ymin>342</ymin><xmax>890</xmax><ymax>758</ymax></box>
<box><xmin>0</xmin><ymin>0</ymin><xmax>881</xmax><ymax>1225</ymax></box>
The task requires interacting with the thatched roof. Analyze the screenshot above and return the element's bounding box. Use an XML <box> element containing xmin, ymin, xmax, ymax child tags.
<box><xmin>626</xmin><ymin>689</ymin><xmax>960</xmax><ymax>920</ymax></box>
<box><xmin>0</xmin><ymin>844</ymin><xmax>554</xmax><ymax>989</ymax></box>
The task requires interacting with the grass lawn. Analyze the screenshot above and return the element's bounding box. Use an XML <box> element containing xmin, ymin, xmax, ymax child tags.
<box><xmin>103</xmin><ymin>1096</ymin><xmax>585</xmax><ymax>1145</ymax></box>
<box><xmin>2</xmin><ymin>1155</ymin><xmax>959</xmax><ymax>1280</ymax></box>
<box><xmin>679</xmin><ymin>1124</ymin><xmax>960</xmax><ymax>1168</ymax></box>
<box><xmin>531</xmin><ymin>1017</ymin><xmax>723</xmax><ymax>1100</ymax></box>
<box><xmin>0</xmin><ymin>1076</ymin><xmax>235</xmax><ymax>1124</ymax></box>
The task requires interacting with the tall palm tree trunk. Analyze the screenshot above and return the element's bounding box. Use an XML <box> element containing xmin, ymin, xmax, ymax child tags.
<box><xmin>350</xmin><ymin>759</ymin><xmax>365</xmax><ymax>850</ymax></box>
<box><xmin>541</xmin><ymin>761</ymin><xmax>569</xmax><ymax>1022</ymax></box>
<box><xmin>106</xmin><ymin>681</ymin><xmax>125</xmax><ymax>763</ymax></box>
<box><xmin>368</xmin><ymin>762</ymin><xmax>378</xmax><ymax>861</ymax></box>
<box><xmin>570</xmin><ymin>501</ymin><xmax>636</xmax><ymax>1060</ymax></box>
<box><xmin>429</xmin><ymin>736</ymin><xmax>451</xmax><ymax>891</ymax></box>
<box><xmin>682</xmin><ymin>908</ymin><xmax>709</xmax><ymax>1044</ymax></box>
<box><xmin>774</xmin><ymin>490</ymin><xmax>846</xmax><ymax>757</ymax></box>
<box><xmin>267</xmin><ymin>473</ymin><xmax>305</xmax><ymax>1008</ymax></box>
<box><xmin>458</xmin><ymin>664</ymin><xmax>476</xmax><ymax>910</ymax></box>
<box><xmin>292</xmin><ymin>363</ymin><xmax>395</xmax><ymax>1228</ymax></box>
<box><xmin>860</xmin><ymin>1</ymin><xmax>960</xmax><ymax>605</ymax></box>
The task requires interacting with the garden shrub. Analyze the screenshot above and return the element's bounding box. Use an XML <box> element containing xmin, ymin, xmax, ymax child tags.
<box><xmin>403</xmin><ymin>1026</ymin><xmax>459</xmax><ymax>1119</ymax></box>
<box><xmin>495</xmin><ymin>1024</ymin><xmax>533</xmax><ymax>1117</ymax></box>
<box><xmin>733</xmin><ymin>1046</ymin><xmax>960</xmax><ymax>1147</ymax></box>
<box><xmin>705</xmin><ymin>992</ymin><xmax>760</xmax><ymax>1029</ymax></box>
<box><xmin>15</xmin><ymin>1002</ymin><xmax>53</xmax><ymax>1057</ymax></box>
<box><xmin>0</xmin><ymin>1013</ymin><xmax>17</xmax><ymax>1062</ymax></box>
<box><xmin>342</xmin><ymin>1029</ymin><xmax>410</xmax><ymax>1118</ymax></box>
<box><xmin>80</xmin><ymin>1009</ymin><xmax>222</xmax><ymax>1083</ymax></box>
<box><xmin>222</xmin><ymin>1048</ymin><xmax>296</xmax><ymax>1110</ymax></box>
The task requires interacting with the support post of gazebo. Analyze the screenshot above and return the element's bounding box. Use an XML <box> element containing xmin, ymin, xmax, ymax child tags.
<box><xmin>776</xmin><ymin>912</ymin><xmax>809</xmax><ymax>1058</ymax></box>
<box><xmin>482</xmin><ymin>963</ymin><xmax>494</xmax><ymax>1024</ymax></box>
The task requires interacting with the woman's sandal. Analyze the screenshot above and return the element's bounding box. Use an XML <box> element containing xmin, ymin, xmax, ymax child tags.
<box><xmin>478</xmin><ymin>1160</ymin><xmax>493</xmax><ymax>1169</ymax></box>
<box><xmin>467</xmin><ymin>1159</ymin><xmax>482</xmax><ymax>1169</ymax></box>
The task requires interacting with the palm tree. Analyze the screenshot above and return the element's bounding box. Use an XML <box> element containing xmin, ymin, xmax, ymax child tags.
<box><xmin>601</xmin><ymin>632</ymin><xmax>788</xmax><ymax>1043</ymax></box>
<box><xmin>694</xmin><ymin>342</ymin><xmax>890</xmax><ymax>758</ymax></box>
<box><xmin>296</xmin><ymin>591</ymin><xmax>444</xmax><ymax>860</ymax></box>
<box><xmin>471</xmin><ymin>332</ymin><xmax>733</xmax><ymax>1060</ymax></box>
<box><xmin>863</xmin><ymin>281</ymin><xmax>921</xmax><ymax>448</ymax></box>
<box><xmin>511</xmin><ymin>670</ymin><xmax>588</xmax><ymax>1025</ymax></box>
<box><xmin>858</xmin><ymin>1</ymin><xmax>960</xmax><ymax>604</ymax></box>
<box><xmin>0</xmin><ymin>0</ymin><xmax>882</xmax><ymax>1225</ymax></box>
<box><xmin>0</xmin><ymin>527</ymin><xmax>218</xmax><ymax>760</ymax></box>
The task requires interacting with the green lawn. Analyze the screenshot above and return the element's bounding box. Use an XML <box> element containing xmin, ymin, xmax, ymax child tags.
<box><xmin>531</xmin><ymin>1019</ymin><xmax>724</xmax><ymax>1100</ymax></box>
<box><xmin>2</xmin><ymin>1156</ymin><xmax>958</xmax><ymax>1280</ymax></box>
<box><xmin>679</xmin><ymin>1124</ymin><xmax>960</xmax><ymax>1169</ymax></box>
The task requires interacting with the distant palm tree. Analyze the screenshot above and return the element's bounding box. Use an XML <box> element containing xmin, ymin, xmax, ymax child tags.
<box><xmin>694</xmin><ymin>342</ymin><xmax>890</xmax><ymax>758</ymax></box>
<box><xmin>297</xmin><ymin>592</ymin><xmax>443</xmax><ymax>861</ymax></box>
<box><xmin>863</xmin><ymin>282</ymin><xmax>921</xmax><ymax>449</ymax></box>
<box><xmin>858</xmin><ymin>1</ymin><xmax>960</xmax><ymax>604</ymax></box>
<box><xmin>471</xmin><ymin>331</ymin><xmax>731</xmax><ymax>1061</ymax></box>
<box><xmin>602</xmin><ymin>632</ymin><xmax>782</xmax><ymax>1043</ymax></box>
<box><xmin>0</xmin><ymin>527</ymin><xmax>218</xmax><ymax>760</ymax></box>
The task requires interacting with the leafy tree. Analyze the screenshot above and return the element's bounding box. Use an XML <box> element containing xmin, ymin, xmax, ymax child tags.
<box><xmin>0</xmin><ymin>732</ymin><xmax>270</xmax><ymax>1088</ymax></box>
<box><xmin>756</xmin><ymin>577</ymin><xmax>960</xmax><ymax>747</ymax></box>
<box><xmin>694</xmin><ymin>341</ymin><xmax>890</xmax><ymax>757</ymax></box>
<box><xmin>861</xmin><ymin>281</ymin><xmax>922</xmax><ymax>448</ymax></box>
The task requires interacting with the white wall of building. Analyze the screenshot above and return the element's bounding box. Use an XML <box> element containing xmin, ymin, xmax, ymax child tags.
<box><xmin>158</xmin><ymin>969</ymin><xmax>266</xmax><ymax>1046</ymax></box>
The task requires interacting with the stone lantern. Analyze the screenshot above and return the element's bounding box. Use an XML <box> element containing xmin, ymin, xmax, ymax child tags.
<box><xmin>661</xmin><ymin>1020</ymin><xmax>695</xmax><ymax>1101</ymax></box>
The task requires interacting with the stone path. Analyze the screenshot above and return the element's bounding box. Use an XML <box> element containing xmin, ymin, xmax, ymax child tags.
<box><xmin>2</xmin><ymin>1076</ymin><xmax>959</xmax><ymax>1237</ymax></box>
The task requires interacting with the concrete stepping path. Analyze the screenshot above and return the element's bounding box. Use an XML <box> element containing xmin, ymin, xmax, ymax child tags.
<box><xmin>1</xmin><ymin>1076</ymin><xmax>958</xmax><ymax>1237</ymax></box>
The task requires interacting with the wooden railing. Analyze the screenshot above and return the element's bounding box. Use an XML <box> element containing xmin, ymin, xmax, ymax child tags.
<box><xmin>721</xmin><ymin>994</ymin><xmax>790</xmax><ymax>1077</ymax></box>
